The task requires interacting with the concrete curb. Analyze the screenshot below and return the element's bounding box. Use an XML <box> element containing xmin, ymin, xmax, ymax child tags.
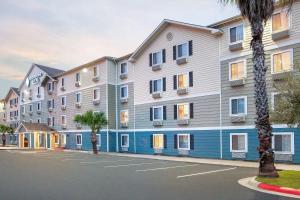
<box><xmin>259</xmin><ymin>183</ymin><xmax>300</xmax><ymax>196</ymax></box>
<box><xmin>239</xmin><ymin>177</ymin><xmax>300</xmax><ymax>199</ymax></box>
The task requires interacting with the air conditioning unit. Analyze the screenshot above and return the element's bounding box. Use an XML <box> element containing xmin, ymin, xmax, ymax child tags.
<box><xmin>48</xmin><ymin>90</ymin><xmax>53</xmax><ymax>95</ymax></box>
<box><xmin>37</xmin><ymin>110</ymin><xmax>42</xmax><ymax>114</ymax></box>
<box><xmin>120</xmin><ymin>98</ymin><xmax>128</xmax><ymax>104</ymax></box>
<box><xmin>177</xmin><ymin>88</ymin><xmax>188</xmax><ymax>95</ymax></box>
<box><xmin>177</xmin><ymin>119</ymin><xmax>189</xmax><ymax>125</ymax></box>
<box><xmin>153</xmin><ymin>120</ymin><xmax>163</xmax><ymax>127</ymax></box>
<box><xmin>61</xmin><ymin>124</ymin><xmax>67</xmax><ymax>129</ymax></box>
<box><xmin>75</xmin><ymin>103</ymin><xmax>81</xmax><ymax>108</ymax></box>
<box><xmin>93</xmin><ymin>99</ymin><xmax>100</xmax><ymax>105</ymax></box>
<box><xmin>120</xmin><ymin>122</ymin><xmax>128</xmax><ymax>128</ymax></box>
<box><xmin>37</xmin><ymin>94</ymin><xmax>41</xmax><ymax>98</ymax></box>
<box><xmin>61</xmin><ymin>105</ymin><xmax>66</xmax><ymax>110</ymax></box>
<box><xmin>60</xmin><ymin>86</ymin><xmax>65</xmax><ymax>91</ymax></box>
<box><xmin>75</xmin><ymin>82</ymin><xmax>81</xmax><ymax>87</ymax></box>
<box><xmin>48</xmin><ymin>107</ymin><xmax>53</xmax><ymax>112</ymax></box>
<box><xmin>92</xmin><ymin>76</ymin><xmax>100</xmax><ymax>82</ymax></box>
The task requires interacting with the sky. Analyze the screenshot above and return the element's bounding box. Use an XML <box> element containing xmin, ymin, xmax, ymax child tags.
<box><xmin>0</xmin><ymin>0</ymin><xmax>239</xmax><ymax>99</ymax></box>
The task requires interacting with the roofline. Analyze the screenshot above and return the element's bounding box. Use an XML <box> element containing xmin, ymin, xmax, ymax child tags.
<box><xmin>129</xmin><ymin>19</ymin><xmax>222</xmax><ymax>62</ymax></box>
<box><xmin>58</xmin><ymin>56</ymin><xmax>116</xmax><ymax>77</ymax></box>
<box><xmin>4</xmin><ymin>87</ymin><xmax>19</xmax><ymax>102</ymax></box>
<box><xmin>115</xmin><ymin>53</ymin><xmax>133</xmax><ymax>62</ymax></box>
<box><xmin>207</xmin><ymin>15</ymin><xmax>243</xmax><ymax>28</ymax></box>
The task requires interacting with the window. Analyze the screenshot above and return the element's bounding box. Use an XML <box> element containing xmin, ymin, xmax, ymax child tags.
<box><xmin>21</xmin><ymin>106</ymin><xmax>25</xmax><ymax>114</ymax></box>
<box><xmin>37</xmin><ymin>118</ymin><xmax>41</xmax><ymax>124</ymax></box>
<box><xmin>177</xmin><ymin>103</ymin><xmax>189</xmax><ymax>120</ymax></box>
<box><xmin>177</xmin><ymin>134</ymin><xmax>190</xmax><ymax>150</ymax></box>
<box><xmin>272</xmin><ymin>10</ymin><xmax>289</xmax><ymax>33</ymax></box>
<box><xmin>61</xmin><ymin>78</ymin><xmax>65</xmax><ymax>87</ymax></box>
<box><xmin>153</xmin><ymin>79</ymin><xmax>162</xmax><ymax>93</ymax></box>
<box><xmin>93</xmin><ymin>66</ymin><xmax>99</xmax><ymax>77</ymax></box>
<box><xmin>120</xmin><ymin>63</ymin><xmax>128</xmax><ymax>75</ymax></box>
<box><xmin>153</xmin><ymin>106</ymin><xmax>163</xmax><ymax>121</ymax></box>
<box><xmin>272</xmin><ymin>132</ymin><xmax>294</xmax><ymax>154</ymax></box>
<box><xmin>52</xmin><ymin>117</ymin><xmax>55</xmax><ymax>126</ymax></box>
<box><xmin>121</xmin><ymin>134</ymin><xmax>129</xmax><ymax>148</ymax></box>
<box><xmin>272</xmin><ymin>50</ymin><xmax>293</xmax><ymax>74</ymax></box>
<box><xmin>37</xmin><ymin>87</ymin><xmax>40</xmax><ymax>95</ymax></box>
<box><xmin>152</xmin><ymin>51</ymin><xmax>162</xmax><ymax>65</ymax></box>
<box><xmin>96</xmin><ymin>134</ymin><xmax>101</xmax><ymax>147</ymax></box>
<box><xmin>54</xmin><ymin>134</ymin><xmax>59</xmax><ymax>144</ymax></box>
<box><xmin>76</xmin><ymin>93</ymin><xmax>81</xmax><ymax>103</ymax></box>
<box><xmin>230</xmin><ymin>97</ymin><xmax>247</xmax><ymax>116</ymax></box>
<box><xmin>120</xmin><ymin>110</ymin><xmax>128</xmax><ymax>123</ymax></box>
<box><xmin>178</xmin><ymin>73</ymin><xmax>188</xmax><ymax>89</ymax></box>
<box><xmin>230</xmin><ymin>24</ymin><xmax>244</xmax><ymax>44</ymax></box>
<box><xmin>229</xmin><ymin>60</ymin><xmax>246</xmax><ymax>81</ymax></box>
<box><xmin>120</xmin><ymin>85</ymin><xmax>128</xmax><ymax>99</ymax></box>
<box><xmin>177</xmin><ymin>42</ymin><xmax>188</xmax><ymax>59</ymax></box>
<box><xmin>29</xmin><ymin>104</ymin><xmax>33</xmax><ymax>112</ymax></box>
<box><xmin>37</xmin><ymin>102</ymin><xmax>41</xmax><ymax>111</ymax></box>
<box><xmin>61</xmin><ymin>96</ymin><xmax>66</xmax><ymax>106</ymax></box>
<box><xmin>48</xmin><ymin>100</ymin><xmax>53</xmax><ymax>109</ymax></box>
<box><xmin>230</xmin><ymin>133</ymin><xmax>248</xmax><ymax>152</ymax></box>
<box><xmin>76</xmin><ymin>73</ymin><xmax>80</xmax><ymax>82</ymax></box>
<box><xmin>93</xmin><ymin>88</ymin><xmax>100</xmax><ymax>100</ymax></box>
<box><xmin>47</xmin><ymin>117</ymin><xmax>52</xmax><ymax>126</ymax></box>
<box><xmin>76</xmin><ymin>134</ymin><xmax>82</xmax><ymax>145</ymax></box>
<box><xmin>47</xmin><ymin>82</ymin><xmax>53</xmax><ymax>91</ymax></box>
<box><xmin>153</xmin><ymin>134</ymin><xmax>164</xmax><ymax>149</ymax></box>
<box><xmin>61</xmin><ymin>115</ymin><xmax>66</xmax><ymax>125</ymax></box>
<box><xmin>272</xmin><ymin>92</ymin><xmax>283</xmax><ymax>110</ymax></box>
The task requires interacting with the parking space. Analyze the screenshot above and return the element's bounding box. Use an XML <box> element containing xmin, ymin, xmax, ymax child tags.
<box><xmin>0</xmin><ymin>150</ymin><xmax>294</xmax><ymax>200</ymax></box>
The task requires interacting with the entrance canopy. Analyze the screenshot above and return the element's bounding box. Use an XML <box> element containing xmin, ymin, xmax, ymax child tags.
<box><xmin>16</xmin><ymin>123</ymin><xmax>56</xmax><ymax>133</ymax></box>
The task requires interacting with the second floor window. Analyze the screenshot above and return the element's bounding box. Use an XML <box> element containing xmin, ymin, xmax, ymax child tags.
<box><xmin>272</xmin><ymin>11</ymin><xmax>289</xmax><ymax>33</ymax></box>
<box><xmin>76</xmin><ymin>93</ymin><xmax>81</xmax><ymax>103</ymax></box>
<box><xmin>47</xmin><ymin>82</ymin><xmax>53</xmax><ymax>91</ymax></box>
<box><xmin>230</xmin><ymin>24</ymin><xmax>243</xmax><ymax>44</ymax></box>
<box><xmin>93</xmin><ymin>88</ymin><xmax>100</xmax><ymax>100</ymax></box>
<box><xmin>61</xmin><ymin>78</ymin><xmax>65</xmax><ymax>87</ymax></box>
<box><xmin>94</xmin><ymin>66</ymin><xmax>99</xmax><ymax>77</ymax></box>
<box><xmin>230</xmin><ymin>97</ymin><xmax>246</xmax><ymax>116</ymax></box>
<box><xmin>177</xmin><ymin>103</ymin><xmax>190</xmax><ymax>120</ymax></box>
<box><xmin>177</xmin><ymin>43</ymin><xmax>188</xmax><ymax>58</ymax></box>
<box><xmin>37</xmin><ymin>102</ymin><xmax>41</xmax><ymax>111</ymax></box>
<box><xmin>29</xmin><ymin>104</ymin><xmax>33</xmax><ymax>112</ymax></box>
<box><xmin>230</xmin><ymin>60</ymin><xmax>246</xmax><ymax>81</ymax></box>
<box><xmin>272</xmin><ymin>50</ymin><xmax>292</xmax><ymax>73</ymax></box>
<box><xmin>61</xmin><ymin>115</ymin><xmax>66</xmax><ymax>125</ymax></box>
<box><xmin>120</xmin><ymin>63</ymin><xmax>128</xmax><ymax>75</ymax></box>
<box><xmin>76</xmin><ymin>73</ymin><xmax>80</xmax><ymax>82</ymax></box>
<box><xmin>61</xmin><ymin>96</ymin><xmax>66</xmax><ymax>106</ymax></box>
<box><xmin>152</xmin><ymin>51</ymin><xmax>162</xmax><ymax>65</ymax></box>
<box><xmin>120</xmin><ymin>110</ymin><xmax>128</xmax><ymax>124</ymax></box>
<box><xmin>120</xmin><ymin>85</ymin><xmax>128</xmax><ymax>99</ymax></box>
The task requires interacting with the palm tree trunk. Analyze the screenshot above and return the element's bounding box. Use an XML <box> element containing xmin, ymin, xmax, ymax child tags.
<box><xmin>91</xmin><ymin>132</ymin><xmax>98</xmax><ymax>154</ymax></box>
<box><xmin>251</xmin><ymin>20</ymin><xmax>278</xmax><ymax>177</ymax></box>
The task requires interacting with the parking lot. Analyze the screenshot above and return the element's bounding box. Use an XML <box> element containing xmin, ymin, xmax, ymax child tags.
<box><xmin>0</xmin><ymin>150</ymin><xmax>294</xmax><ymax>200</ymax></box>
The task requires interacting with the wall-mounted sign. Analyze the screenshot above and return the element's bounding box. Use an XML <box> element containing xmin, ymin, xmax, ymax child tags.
<box><xmin>26</xmin><ymin>73</ymin><xmax>43</xmax><ymax>87</ymax></box>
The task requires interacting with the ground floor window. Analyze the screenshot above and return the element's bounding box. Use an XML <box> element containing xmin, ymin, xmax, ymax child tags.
<box><xmin>61</xmin><ymin>134</ymin><xmax>66</xmax><ymax>145</ymax></box>
<box><xmin>54</xmin><ymin>134</ymin><xmax>59</xmax><ymax>144</ymax></box>
<box><xmin>153</xmin><ymin>134</ymin><xmax>164</xmax><ymax>149</ymax></box>
<box><xmin>272</xmin><ymin>132</ymin><xmax>294</xmax><ymax>154</ymax></box>
<box><xmin>76</xmin><ymin>134</ymin><xmax>82</xmax><ymax>145</ymax></box>
<box><xmin>230</xmin><ymin>133</ymin><xmax>248</xmax><ymax>152</ymax></box>
<box><xmin>177</xmin><ymin>134</ymin><xmax>190</xmax><ymax>150</ymax></box>
<box><xmin>121</xmin><ymin>134</ymin><xmax>129</xmax><ymax>148</ymax></box>
<box><xmin>96</xmin><ymin>134</ymin><xmax>101</xmax><ymax>147</ymax></box>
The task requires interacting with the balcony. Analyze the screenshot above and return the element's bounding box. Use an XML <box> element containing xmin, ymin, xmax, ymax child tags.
<box><xmin>153</xmin><ymin>120</ymin><xmax>163</xmax><ymax>127</ymax></box>
<box><xmin>119</xmin><ymin>73</ymin><xmax>128</xmax><ymax>80</ymax></box>
<box><xmin>272</xmin><ymin>30</ymin><xmax>289</xmax><ymax>41</ymax></box>
<box><xmin>75</xmin><ymin>82</ymin><xmax>81</xmax><ymax>87</ymax></box>
<box><xmin>75</xmin><ymin>103</ymin><xmax>81</xmax><ymax>109</ymax></box>
<box><xmin>229</xmin><ymin>78</ymin><xmax>245</xmax><ymax>87</ymax></box>
<box><xmin>230</xmin><ymin>115</ymin><xmax>246</xmax><ymax>123</ymax></box>
<box><xmin>229</xmin><ymin>42</ymin><xmax>243</xmax><ymax>51</ymax></box>
<box><xmin>93</xmin><ymin>99</ymin><xmax>100</xmax><ymax>106</ymax></box>
<box><xmin>120</xmin><ymin>98</ymin><xmax>128</xmax><ymax>104</ymax></box>
<box><xmin>92</xmin><ymin>76</ymin><xmax>100</xmax><ymax>82</ymax></box>
<box><xmin>61</xmin><ymin>105</ymin><xmax>66</xmax><ymax>111</ymax></box>
<box><xmin>177</xmin><ymin>119</ymin><xmax>189</xmax><ymax>126</ymax></box>
<box><xmin>177</xmin><ymin>88</ymin><xmax>188</xmax><ymax>95</ymax></box>
<box><xmin>152</xmin><ymin>64</ymin><xmax>162</xmax><ymax>71</ymax></box>
<box><xmin>120</xmin><ymin>122</ymin><xmax>128</xmax><ymax>128</ymax></box>
<box><xmin>152</xmin><ymin>92</ymin><xmax>162</xmax><ymax>99</ymax></box>
<box><xmin>176</xmin><ymin>57</ymin><xmax>188</xmax><ymax>65</ymax></box>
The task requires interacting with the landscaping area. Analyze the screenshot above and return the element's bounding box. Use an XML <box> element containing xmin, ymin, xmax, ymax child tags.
<box><xmin>256</xmin><ymin>170</ymin><xmax>300</xmax><ymax>189</ymax></box>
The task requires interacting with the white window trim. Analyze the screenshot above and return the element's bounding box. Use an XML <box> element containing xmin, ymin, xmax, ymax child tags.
<box><xmin>120</xmin><ymin>85</ymin><xmax>128</xmax><ymax>99</ymax></box>
<box><xmin>152</xmin><ymin>78</ymin><xmax>163</xmax><ymax>93</ymax></box>
<box><xmin>76</xmin><ymin>73</ymin><xmax>81</xmax><ymax>83</ymax></box>
<box><xmin>96</xmin><ymin>134</ymin><xmax>101</xmax><ymax>147</ymax></box>
<box><xmin>229</xmin><ymin>96</ymin><xmax>247</xmax><ymax>116</ymax></box>
<box><xmin>121</xmin><ymin>134</ymin><xmax>129</xmax><ymax>148</ymax></box>
<box><xmin>47</xmin><ymin>117</ymin><xmax>52</xmax><ymax>127</ymax></box>
<box><xmin>177</xmin><ymin>133</ymin><xmax>190</xmax><ymax>150</ymax></box>
<box><xmin>61</xmin><ymin>96</ymin><xmax>67</xmax><ymax>106</ymax></box>
<box><xmin>120</xmin><ymin>110</ymin><xmax>129</xmax><ymax>124</ymax></box>
<box><xmin>48</xmin><ymin>82</ymin><xmax>53</xmax><ymax>91</ymax></box>
<box><xmin>120</xmin><ymin>62</ymin><xmax>128</xmax><ymax>75</ymax></box>
<box><xmin>61</xmin><ymin>115</ymin><xmax>67</xmax><ymax>125</ymax></box>
<box><xmin>153</xmin><ymin>134</ymin><xmax>164</xmax><ymax>149</ymax></box>
<box><xmin>76</xmin><ymin>134</ymin><xmax>82</xmax><ymax>145</ymax></box>
<box><xmin>152</xmin><ymin>50</ymin><xmax>163</xmax><ymax>66</ymax></box>
<box><xmin>271</xmin><ymin>92</ymin><xmax>279</xmax><ymax>110</ymax></box>
<box><xmin>176</xmin><ymin>73</ymin><xmax>189</xmax><ymax>89</ymax></box>
<box><xmin>61</xmin><ymin>77</ymin><xmax>65</xmax><ymax>87</ymax></box>
<box><xmin>270</xmin><ymin>49</ymin><xmax>293</xmax><ymax>74</ymax></box>
<box><xmin>94</xmin><ymin>65</ymin><xmax>100</xmax><ymax>77</ymax></box>
<box><xmin>76</xmin><ymin>92</ymin><xmax>81</xmax><ymax>103</ymax></box>
<box><xmin>93</xmin><ymin>88</ymin><xmax>100</xmax><ymax>100</ymax></box>
<box><xmin>271</xmin><ymin>8</ymin><xmax>291</xmax><ymax>34</ymax></box>
<box><xmin>177</xmin><ymin>103</ymin><xmax>190</xmax><ymax>120</ymax></box>
<box><xmin>272</xmin><ymin>132</ymin><xmax>294</xmax><ymax>154</ymax></box>
<box><xmin>176</xmin><ymin>42</ymin><xmax>189</xmax><ymax>59</ymax></box>
<box><xmin>152</xmin><ymin>106</ymin><xmax>163</xmax><ymax>121</ymax></box>
<box><xmin>37</xmin><ymin>101</ymin><xmax>42</xmax><ymax>111</ymax></box>
<box><xmin>29</xmin><ymin>104</ymin><xmax>33</xmax><ymax>112</ymax></box>
<box><xmin>230</xmin><ymin>133</ymin><xmax>248</xmax><ymax>153</ymax></box>
<box><xmin>22</xmin><ymin>106</ymin><xmax>26</xmax><ymax>114</ymax></box>
<box><xmin>228</xmin><ymin>59</ymin><xmax>247</xmax><ymax>81</ymax></box>
<box><xmin>228</xmin><ymin>23</ymin><xmax>244</xmax><ymax>45</ymax></box>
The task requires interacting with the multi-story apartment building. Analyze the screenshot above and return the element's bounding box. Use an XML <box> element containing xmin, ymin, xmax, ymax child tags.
<box><xmin>3</xmin><ymin>87</ymin><xmax>20</xmax><ymax>129</ymax></box>
<box><xmin>9</xmin><ymin>1</ymin><xmax>300</xmax><ymax>163</ymax></box>
<box><xmin>0</xmin><ymin>99</ymin><xmax>5</xmax><ymax>125</ymax></box>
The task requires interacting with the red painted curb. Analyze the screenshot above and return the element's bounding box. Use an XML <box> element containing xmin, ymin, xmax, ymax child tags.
<box><xmin>259</xmin><ymin>183</ymin><xmax>300</xmax><ymax>196</ymax></box>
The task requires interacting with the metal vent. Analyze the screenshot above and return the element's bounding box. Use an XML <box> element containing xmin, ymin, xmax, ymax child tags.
<box><xmin>166</xmin><ymin>32</ymin><xmax>173</xmax><ymax>41</ymax></box>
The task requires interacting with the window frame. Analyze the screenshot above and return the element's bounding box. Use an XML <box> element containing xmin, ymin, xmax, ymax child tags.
<box><xmin>96</xmin><ymin>134</ymin><xmax>101</xmax><ymax>147</ymax></box>
<box><xmin>176</xmin><ymin>42</ymin><xmax>189</xmax><ymax>59</ymax></box>
<box><xmin>37</xmin><ymin>118</ymin><xmax>41</xmax><ymax>124</ymax></box>
<box><xmin>120</xmin><ymin>109</ymin><xmax>129</xmax><ymax>124</ymax></box>
<box><xmin>93</xmin><ymin>88</ymin><xmax>100</xmax><ymax>100</ymax></box>
<box><xmin>121</xmin><ymin>134</ymin><xmax>129</xmax><ymax>148</ymax></box>
<box><xmin>230</xmin><ymin>133</ymin><xmax>248</xmax><ymax>153</ymax></box>
<box><xmin>54</xmin><ymin>134</ymin><xmax>59</xmax><ymax>144</ymax></box>
<box><xmin>37</xmin><ymin>101</ymin><xmax>42</xmax><ymax>111</ymax></box>
<box><xmin>93</xmin><ymin>65</ymin><xmax>100</xmax><ymax>77</ymax></box>
<box><xmin>228</xmin><ymin>59</ymin><xmax>247</xmax><ymax>81</ymax></box>
<box><xmin>152</xmin><ymin>106</ymin><xmax>163</xmax><ymax>121</ymax></box>
<box><xmin>61</xmin><ymin>115</ymin><xmax>67</xmax><ymax>125</ymax></box>
<box><xmin>228</xmin><ymin>23</ymin><xmax>244</xmax><ymax>45</ymax></box>
<box><xmin>177</xmin><ymin>133</ymin><xmax>190</xmax><ymax>150</ymax></box>
<box><xmin>152</xmin><ymin>78</ymin><xmax>163</xmax><ymax>93</ymax></box>
<box><xmin>120</xmin><ymin>85</ymin><xmax>128</xmax><ymax>99</ymax></box>
<box><xmin>271</xmin><ymin>49</ymin><xmax>293</xmax><ymax>74</ymax></box>
<box><xmin>153</xmin><ymin>134</ymin><xmax>164</xmax><ymax>149</ymax></box>
<box><xmin>177</xmin><ymin>103</ymin><xmax>190</xmax><ymax>120</ymax></box>
<box><xmin>76</xmin><ymin>92</ymin><xmax>81</xmax><ymax>103</ymax></box>
<box><xmin>152</xmin><ymin>50</ymin><xmax>163</xmax><ymax>66</ymax></box>
<box><xmin>29</xmin><ymin>104</ymin><xmax>33</xmax><ymax>112</ymax></box>
<box><xmin>76</xmin><ymin>134</ymin><xmax>82</xmax><ymax>146</ymax></box>
<box><xmin>61</xmin><ymin>96</ymin><xmax>67</xmax><ymax>106</ymax></box>
<box><xmin>272</xmin><ymin>132</ymin><xmax>294</xmax><ymax>154</ymax></box>
<box><xmin>47</xmin><ymin>117</ymin><xmax>52</xmax><ymax>127</ymax></box>
<box><xmin>229</xmin><ymin>96</ymin><xmax>247</xmax><ymax>116</ymax></box>
<box><xmin>177</xmin><ymin>73</ymin><xmax>189</xmax><ymax>89</ymax></box>
<box><xmin>75</xmin><ymin>72</ymin><xmax>81</xmax><ymax>83</ymax></box>
<box><xmin>271</xmin><ymin>92</ymin><xmax>280</xmax><ymax>110</ymax></box>
<box><xmin>47</xmin><ymin>82</ymin><xmax>53</xmax><ymax>92</ymax></box>
<box><xmin>61</xmin><ymin>77</ymin><xmax>65</xmax><ymax>87</ymax></box>
<box><xmin>120</xmin><ymin>62</ymin><xmax>128</xmax><ymax>75</ymax></box>
<box><xmin>271</xmin><ymin>9</ymin><xmax>291</xmax><ymax>34</ymax></box>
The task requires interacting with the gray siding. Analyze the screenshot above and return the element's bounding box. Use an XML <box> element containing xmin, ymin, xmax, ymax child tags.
<box><xmin>135</xmin><ymin>94</ymin><xmax>220</xmax><ymax>129</ymax></box>
<box><xmin>107</xmin><ymin>84</ymin><xmax>116</xmax><ymax>129</ymax></box>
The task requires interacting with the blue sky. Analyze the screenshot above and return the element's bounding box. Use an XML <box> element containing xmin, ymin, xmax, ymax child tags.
<box><xmin>0</xmin><ymin>0</ymin><xmax>239</xmax><ymax>99</ymax></box>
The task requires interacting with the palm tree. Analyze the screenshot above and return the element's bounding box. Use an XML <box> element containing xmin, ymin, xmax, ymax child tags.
<box><xmin>220</xmin><ymin>0</ymin><xmax>293</xmax><ymax>177</ymax></box>
<box><xmin>74</xmin><ymin>111</ymin><xmax>108</xmax><ymax>154</ymax></box>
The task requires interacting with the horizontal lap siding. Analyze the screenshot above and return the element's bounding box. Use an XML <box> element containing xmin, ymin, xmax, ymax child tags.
<box><xmin>135</xmin><ymin>94</ymin><xmax>220</xmax><ymax>129</ymax></box>
<box><xmin>107</xmin><ymin>84</ymin><xmax>116</xmax><ymax>129</ymax></box>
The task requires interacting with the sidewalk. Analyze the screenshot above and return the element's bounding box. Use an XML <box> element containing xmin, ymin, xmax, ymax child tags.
<box><xmin>0</xmin><ymin>145</ymin><xmax>19</xmax><ymax>150</ymax></box>
<box><xmin>99</xmin><ymin>152</ymin><xmax>300</xmax><ymax>171</ymax></box>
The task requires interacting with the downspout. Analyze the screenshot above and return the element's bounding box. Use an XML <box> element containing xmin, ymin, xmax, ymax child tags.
<box><xmin>113</xmin><ymin>59</ymin><xmax>119</xmax><ymax>152</ymax></box>
<box><xmin>106</xmin><ymin>61</ymin><xmax>109</xmax><ymax>152</ymax></box>
<box><xmin>133</xmin><ymin>62</ymin><xmax>136</xmax><ymax>153</ymax></box>
<box><xmin>218</xmin><ymin>36</ymin><xmax>223</xmax><ymax>159</ymax></box>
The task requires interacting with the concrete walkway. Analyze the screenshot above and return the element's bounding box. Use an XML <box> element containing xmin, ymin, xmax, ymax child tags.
<box><xmin>99</xmin><ymin>152</ymin><xmax>300</xmax><ymax>171</ymax></box>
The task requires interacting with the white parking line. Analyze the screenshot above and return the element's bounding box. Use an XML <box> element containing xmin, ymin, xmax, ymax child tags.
<box><xmin>104</xmin><ymin>162</ymin><xmax>166</xmax><ymax>168</ymax></box>
<box><xmin>62</xmin><ymin>158</ymin><xmax>85</xmax><ymax>162</ymax></box>
<box><xmin>176</xmin><ymin>167</ymin><xmax>237</xmax><ymax>179</ymax></box>
<box><xmin>136</xmin><ymin>164</ymin><xmax>200</xmax><ymax>172</ymax></box>
<box><xmin>80</xmin><ymin>159</ymin><xmax>136</xmax><ymax>164</ymax></box>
